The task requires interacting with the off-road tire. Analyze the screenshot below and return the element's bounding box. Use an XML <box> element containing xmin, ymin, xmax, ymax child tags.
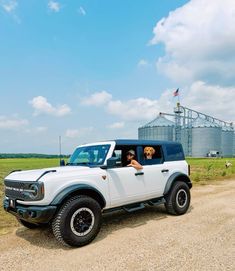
<box><xmin>165</xmin><ymin>181</ymin><xmax>190</xmax><ymax>215</ymax></box>
<box><xmin>17</xmin><ymin>218</ymin><xmax>40</xmax><ymax>229</ymax></box>
<box><xmin>52</xmin><ymin>195</ymin><xmax>102</xmax><ymax>247</ymax></box>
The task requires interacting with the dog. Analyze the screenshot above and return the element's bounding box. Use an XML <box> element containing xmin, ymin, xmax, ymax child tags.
<box><xmin>225</xmin><ymin>161</ymin><xmax>232</xmax><ymax>168</ymax></box>
<box><xmin>144</xmin><ymin>146</ymin><xmax>155</xmax><ymax>159</ymax></box>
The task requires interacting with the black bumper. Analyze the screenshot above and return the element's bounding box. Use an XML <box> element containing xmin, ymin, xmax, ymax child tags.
<box><xmin>3</xmin><ymin>198</ymin><xmax>57</xmax><ymax>224</ymax></box>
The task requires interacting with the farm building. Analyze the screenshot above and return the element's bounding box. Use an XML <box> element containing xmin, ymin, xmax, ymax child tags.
<box><xmin>138</xmin><ymin>103</ymin><xmax>234</xmax><ymax>158</ymax></box>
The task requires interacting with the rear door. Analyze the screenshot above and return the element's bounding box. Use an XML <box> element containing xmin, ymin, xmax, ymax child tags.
<box><xmin>139</xmin><ymin>145</ymin><xmax>169</xmax><ymax>198</ymax></box>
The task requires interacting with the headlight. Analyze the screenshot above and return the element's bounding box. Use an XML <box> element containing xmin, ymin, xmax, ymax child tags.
<box><xmin>28</xmin><ymin>184</ymin><xmax>39</xmax><ymax>199</ymax></box>
<box><xmin>24</xmin><ymin>182</ymin><xmax>44</xmax><ymax>201</ymax></box>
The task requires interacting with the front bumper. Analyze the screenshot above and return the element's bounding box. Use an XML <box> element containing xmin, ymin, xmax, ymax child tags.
<box><xmin>3</xmin><ymin>198</ymin><xmax>57</xmax><ymax>224</ymax></box>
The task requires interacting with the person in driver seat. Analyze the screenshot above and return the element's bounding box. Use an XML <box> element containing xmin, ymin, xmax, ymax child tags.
<box><xmin>126</xmin><ymin>150</ymin><xmax>143</xmax><ymax>170</ymax></box>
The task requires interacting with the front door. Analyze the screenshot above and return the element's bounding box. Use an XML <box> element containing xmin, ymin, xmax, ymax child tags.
<box><xmin>107</xmin><ymin>166</ymin><xmax>147</xmax><ymax>208</ymax></box>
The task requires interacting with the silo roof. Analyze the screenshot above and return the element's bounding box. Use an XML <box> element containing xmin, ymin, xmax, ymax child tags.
<box><xmin>222</xmin><ymin>125</ymin><xmax>234</xmax><ymax>132</ymax></box>
<box><xmin>141</xmin><ymin>115</ymin><xmax>175</xmax><ymax>128</ymax></box>
<box><xmin>192</xmin><ymin>118</ymin><xmax>221</xmax><ymax>128</ymax></box>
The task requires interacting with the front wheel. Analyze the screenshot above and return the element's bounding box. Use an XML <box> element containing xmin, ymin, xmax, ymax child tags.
<box><xmin>52</xmin><ymin>195</ymin><xmax>102</xmax><ymax>247</ymax></box>
<box><xmin>165</xmin><ymin>181</ymin><xmax>191</xmax><ymax>215</ymax></box>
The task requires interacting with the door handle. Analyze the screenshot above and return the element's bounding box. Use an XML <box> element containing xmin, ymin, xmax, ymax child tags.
<box><xmin>135</xmin><ymin>172</ymin><xmax>144</xmax><ymax>176</ymax></box>
<box><xmin>161</xmin><ymin>169</ymin><xmax>169</xmax><ymax>173</ymax></box>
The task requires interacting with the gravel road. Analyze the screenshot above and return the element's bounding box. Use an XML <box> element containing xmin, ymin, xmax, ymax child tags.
<box><xmin>0</xmin><ymin>180</ymin><xmax>234</xmax><ymax>271</ymax></box>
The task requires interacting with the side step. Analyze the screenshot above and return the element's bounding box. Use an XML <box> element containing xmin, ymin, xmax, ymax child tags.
<box><xmin>148</xmin><ymin>197</ymin><xmax>166</xmax><ymax>206</ymax></box>
<box><xmin>123</xmin><ymin>203</ymin><xmax>145</xmax><ymax>213</ymax></box>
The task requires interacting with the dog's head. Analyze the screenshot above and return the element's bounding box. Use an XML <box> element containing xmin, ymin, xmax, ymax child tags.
<box><xmin>144</xmin><ymin>146</ymin><xmax>155</xmax><ymax>159</ymax></box>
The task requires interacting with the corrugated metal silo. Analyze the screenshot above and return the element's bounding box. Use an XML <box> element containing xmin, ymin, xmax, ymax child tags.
<box><xmin>138</xmin><ymin>115</ymin><xmax>175</xmax><ymax>141</ymax></box>
<box><xmin>233</xmin><ymin>132</ymin><xmax>235</xmax><ymax>157</ymax></box>
<box><xmin>192</xmin><ymin>118</ymin><xmax>222</xmax><ymax>157</ymax></box>
<box><xmin>181</xmin><ymin>128</ymin><xmax>191</xmax><ymax>157</ymax></box>
<box><xmin>221</xmin><ymin>126</ymin><xmax>234</xmax><ymax>157</ymax></box>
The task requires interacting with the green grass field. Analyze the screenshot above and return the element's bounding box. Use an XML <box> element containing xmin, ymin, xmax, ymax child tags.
<box><xmin>0</xmin><ymin>157</ymin><xmax>235</xmax><ymax>235</ymax></box>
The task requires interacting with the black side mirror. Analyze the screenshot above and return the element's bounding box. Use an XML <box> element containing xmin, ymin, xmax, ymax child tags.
<box><xmin>60</xmin><ymin>159</ymin><xmax>65</xmax><ymax>166</ymax></box>
<box><xmin>101</xmin><ymin>157</ymin><xmax>120</xmax><ymax>169</ymax></box>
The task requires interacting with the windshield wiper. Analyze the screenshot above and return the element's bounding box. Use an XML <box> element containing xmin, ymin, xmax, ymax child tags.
<box><xmin>66</xmin><ymin>162</ymin><xmax>92</xmax><ymax>166</ymax></box>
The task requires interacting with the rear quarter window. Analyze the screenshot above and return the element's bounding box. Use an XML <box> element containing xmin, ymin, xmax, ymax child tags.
<box><xmin>165</xmin><ymin>144</ymin><xmax>185</xmax><ymax>161</ymax></box>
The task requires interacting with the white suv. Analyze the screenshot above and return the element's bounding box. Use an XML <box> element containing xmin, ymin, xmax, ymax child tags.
<box><xmin>3</xmin><ymin>139</ymin><xmax>192</xmax><ymax>247</ymax></box>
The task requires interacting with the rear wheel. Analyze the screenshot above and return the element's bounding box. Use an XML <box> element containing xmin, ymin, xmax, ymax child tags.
<box><xmin>52</xmin><ymin>195</ymin><xmax>102</xmax><ymax>247</ymax></box>
<box><xmin>165</xmin><ymin>181</ymin><xmax>190</xmax><ymax>215</ymax></box>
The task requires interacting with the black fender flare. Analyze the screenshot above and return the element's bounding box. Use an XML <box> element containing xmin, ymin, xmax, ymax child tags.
<box><xmin>163</xmin><ymin>172</ymin><xmax>192</xmax><ymax>196</ymax></box>
<box><xmin>50</xmin><ymin>184</ymin><xmax>106</xmax><ymax>208</ymax></box>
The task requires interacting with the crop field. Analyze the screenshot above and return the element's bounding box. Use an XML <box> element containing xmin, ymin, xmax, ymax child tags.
<box><xmin>0</xmin><ymin>157</ymin><xmax>235</xmax><ymax>235</ymax></box>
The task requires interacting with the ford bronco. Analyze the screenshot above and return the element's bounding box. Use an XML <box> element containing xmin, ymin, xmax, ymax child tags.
<box><xmin>3</xmin><ymin>140</ymin><xmax>192</xmax><ymax>247</ymax></box>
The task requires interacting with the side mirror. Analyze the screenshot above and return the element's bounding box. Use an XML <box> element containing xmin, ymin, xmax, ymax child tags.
<box><xmin>60</xmin><ymin>159</ymin><xmax>65</xmax><ymax>166</ymax></box>
<box><xmin>101</xmin><ymin>157</ymin><xmax>120</xmax><ymax>169</ymax></box>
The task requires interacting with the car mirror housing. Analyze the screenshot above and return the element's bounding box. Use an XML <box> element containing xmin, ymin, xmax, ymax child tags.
<box><xmin>101</xmin><ymin>157</ymin><xmax>120</xmax><ymax>169</ymax></box>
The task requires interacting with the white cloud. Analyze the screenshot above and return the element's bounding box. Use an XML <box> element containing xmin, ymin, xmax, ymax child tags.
<box><xmin>108</xmin><ymin>122</ymin><xmax>125</xmax><ymax>129</ymax></box>
<box><xmin>35</xmin><ymin>126</ymin><xmax>48</xmax><ymax>132</ymax></box>
<box><xmin>81</xmin><ymin>91</ymin><xmax>112</xmax><ymax>106</ymax></box>
<box><xmin>0</xmin><ymin>116</ymin><xmax>29</xmax><ymax>130</ymax></box>
<box><xmin>29</xmin><ymin>96</ymin><xmax>71</xmax><ymax>117</ymax></box>
<box><xmin>137</xmin><ymin>59</ymin><xmax>148</xmax><ymax>68</ymax></box>
<box><xmin>0</xmin><ymin>0</ymin><xmax>21</xmax><ymax>23</ymax></box>
<box><xmin>48</xmin><ymin>1</ymin><xmax>61</xmax><ymax>12</ymax></box>
<box><xmin>1</xmin><ymin>0</ymin><xmax>17</xmax><ymax>13</ymax></box>
<box><xmin>150</xmin><ymin>0</ymin><xmax>235</xmax><ymax>85</ymax></box>
<box><xmin>78</xmin><ymin>6</ymin><xmax>86</xmax><ymax>16</ymax></box>
<box><xmin>81</xmin><ymin>90</ymin><xmax>173</xmax><ymax>122</ymax></box>
<box><xmin>65</xmin><ymin>127</ymin><xmax>94</xmax><ymax>138</ymax></box>
<box><xmin>183</xmin><ymin>81</ymin><xmax>235</xmax><ymax>123</ymax></box>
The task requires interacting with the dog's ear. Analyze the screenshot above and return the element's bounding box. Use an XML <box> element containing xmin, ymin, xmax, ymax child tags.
<box><xmin>144</xmin><ymin>147</ymin><xmax>148</xmax><ymax>153</ymax></box>
<box><xmin>151</xmin><ymin>147</ymin><xmax>155</xmax><ymax>155</ymax></box>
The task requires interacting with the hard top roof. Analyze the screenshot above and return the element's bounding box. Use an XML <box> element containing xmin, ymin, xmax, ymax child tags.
<box><xmin>114</xmin><ymin>139</ymin><xmax>180</xmax><ymax>146</ymax></box>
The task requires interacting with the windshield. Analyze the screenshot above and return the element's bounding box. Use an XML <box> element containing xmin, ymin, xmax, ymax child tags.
<box><xmin>68</xmin><ymin>144</ymin><xmax>111</xmax><ymax>166</ymax></box>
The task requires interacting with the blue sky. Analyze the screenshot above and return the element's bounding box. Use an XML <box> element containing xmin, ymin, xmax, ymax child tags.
<box><xmin>1</xmin><ymin>0</ymin><xmax>235</xmax><ymax>154</ymax></box>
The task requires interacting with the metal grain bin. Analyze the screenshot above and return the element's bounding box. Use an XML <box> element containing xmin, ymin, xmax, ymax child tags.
<box><xmin>138</xmin><ymin>115</ymin><xmax>175</xmax><ymax>141</ymax></box>
<box><xmin>181</xmin><ymin>128</ymin><xmax>191</xmax><ymax>157</ymax></box>
<box><xmin>192</xmin><ymin>118</ymin><xmax>222</xmax><ymax>157</ymax></box>
<box><xmin>233</xmin><ymin>132</ymin><xmax>235</xmax><ymax>157</ymax></box>
<box><xmin>221</xmin><ymin>126</ymin><xmax>234</xmax><ymax>157</ymax></box>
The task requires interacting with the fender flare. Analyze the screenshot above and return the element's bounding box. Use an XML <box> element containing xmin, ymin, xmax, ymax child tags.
<box><xmin>50</xmin><ymin>184</ymin><xmax>106</xmax><ymax>208</ymax></box>
<box><xmin>163</xmin><ymin>172</ymin><xmax>192</xmax><ymax>196</ymax></box>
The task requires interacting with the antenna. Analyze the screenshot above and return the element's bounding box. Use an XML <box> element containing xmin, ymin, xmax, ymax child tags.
<box><xmin>59</xmin><ymin>135</ymin><xmax>62</xmax><ymax>165</ymax></box>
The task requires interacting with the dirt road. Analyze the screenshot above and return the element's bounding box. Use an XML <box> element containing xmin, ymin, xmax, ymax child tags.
<box><xmin>0</xmin><ymin>180</ymin><xmax>234</xmax><ymax>271</ymax></box>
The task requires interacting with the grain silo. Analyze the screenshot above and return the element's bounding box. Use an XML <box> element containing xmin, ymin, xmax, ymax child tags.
<box><xmin>233</xmin><ymin>132</ymin><xmax>235</xmax><ymax>157</ymax></box>
<box><xmin>221</xmin><ymin>126</ymin><xmax>234</xmax><ymax>157</ymax></box>
<box><xmin>138</xmin><ymin>115</ymin><xmax>175</xmax><ymax>141</ymax></box>
<box><xmin>181</xmin><ymin>128</ymin><xmax>191</xmax><ymax>156</ymax></box>
<box><xmin>192</xmin><ymin>118</ymin><xmax>222</xmax><ymax>157</ymax></box>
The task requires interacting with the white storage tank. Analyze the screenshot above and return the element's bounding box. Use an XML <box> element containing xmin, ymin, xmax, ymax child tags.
<box><xmin>221</xmin><ymin>126</ymin><xmax>234</xmax><ymax>157</ymax></box>
<box><xmin>233</xmin><ymin>132</ymin><xmax>235</xmax><ymax>157</ymax></box>
<box><xmin>138</xmin><ymin>115</ymin><xmax>175</xmax><ymax>141</ymax></box>
<box><xmin>192</xmin><ymin>118</ymin><xmax>222</xmax><ymax>157</ymax></box>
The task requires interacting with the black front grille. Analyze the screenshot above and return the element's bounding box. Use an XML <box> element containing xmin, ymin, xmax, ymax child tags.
<box><xmin>4</xmin><ymin>180</ymin><xmax>35</xmax><ymax>200</ymax></box>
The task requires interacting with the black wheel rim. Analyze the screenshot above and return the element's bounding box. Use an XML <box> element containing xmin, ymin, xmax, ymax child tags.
<box><xmin>176</xmin><ymin>189</ymin><xmax>187</xmax><ymax>208</ymax></box>
<box><xmin>70</xmin><ymin>207</ymin><xmax>95</xmax><ymax>236</ymax></box>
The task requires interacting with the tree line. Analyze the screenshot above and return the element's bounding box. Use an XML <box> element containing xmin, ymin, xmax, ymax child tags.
<box><xmin>0</xmin><ymin>153</ymin><xmax>70</xmax><ymax>159</ymax></box>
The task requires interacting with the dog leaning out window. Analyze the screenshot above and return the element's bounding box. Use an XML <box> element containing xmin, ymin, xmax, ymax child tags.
<box><xmin>143</xmin><ymin>146</ymin><xmax>163</xmax><ymax>165</ymax></box>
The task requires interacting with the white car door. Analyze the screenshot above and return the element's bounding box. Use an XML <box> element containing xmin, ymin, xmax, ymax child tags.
<box><xmin>140</xmin><ymin>145</ymin><xmax>169</xmax><ymax>198</ymax></box>
<box><xmin>107</xmin><ymin>166</ymin><xmax>147</xmax><ymax>208</ymax></box>
<box><xmin>141</xmin><ymin>163</ymin><xmax>169</xmax><ymax>198</ymax></box>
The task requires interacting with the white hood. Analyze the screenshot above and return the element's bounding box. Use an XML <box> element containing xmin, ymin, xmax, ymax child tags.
<box><xmin>5</xmin><ymin>166</ymin><xmax>98</xmax><ymax>182</ymax></box>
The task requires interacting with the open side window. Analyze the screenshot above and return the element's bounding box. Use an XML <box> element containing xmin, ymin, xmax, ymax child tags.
<box><xmin>139</xmin><ymin>145</ymin><xmax>164</xmax><ymax>165</ymax></box>
<box><xmin>112</xmin><ymin>145</ymin><xmax>139</xmax><ymax>167</ymax></box>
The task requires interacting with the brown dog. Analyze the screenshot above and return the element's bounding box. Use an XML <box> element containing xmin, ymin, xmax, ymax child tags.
<box><xmin>144</xmin><ymin>146</ymin><xmax>155</xmax><ymax>159</ymax></box>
